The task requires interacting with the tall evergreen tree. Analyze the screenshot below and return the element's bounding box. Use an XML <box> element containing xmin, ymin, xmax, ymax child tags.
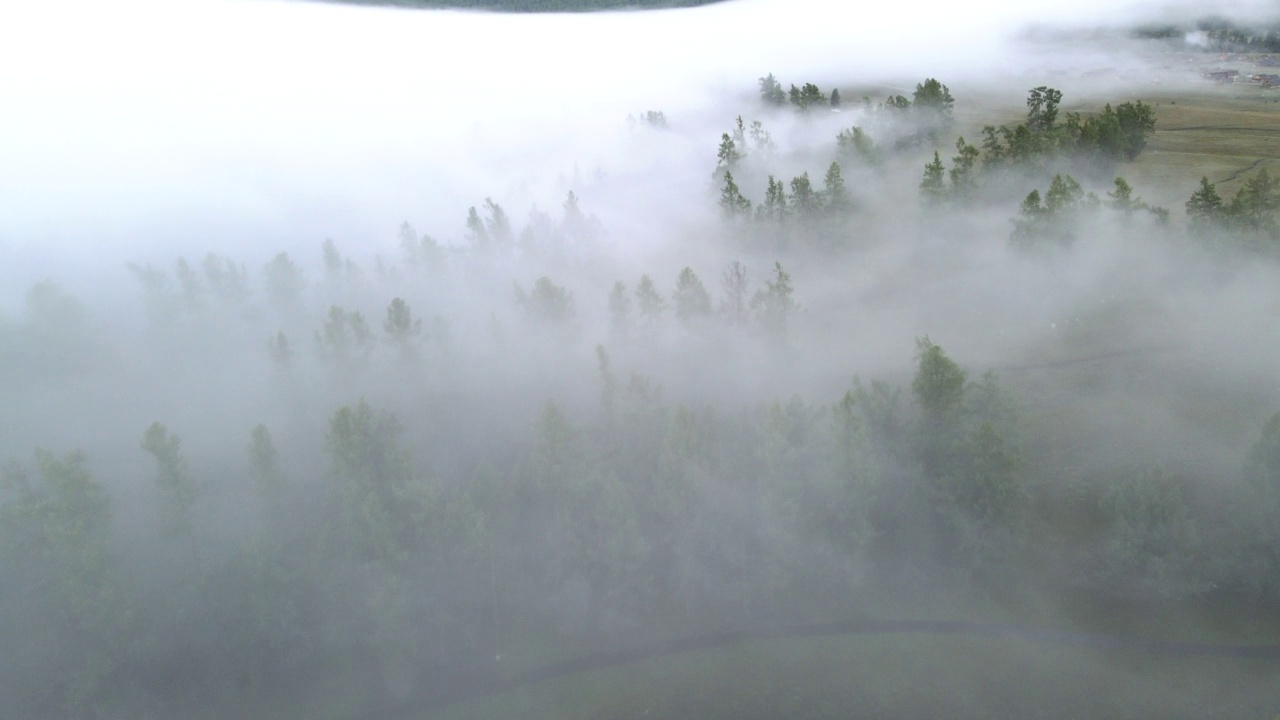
<box><xmin>141</xmin><ymin>422</ymin><xmax>198</xmax><ymax>539</ymax></box>
<box><xmin>758</xmin><ymin>73</ymin><xmax>786</xmax><ymax>105</ymax></box>
<box><xmin>751</xmin><ymin>261</ymin><xmax>797</xmax><ymax>338</ymax></box>
<box><xmin>673</xmin><ymin>267</ymin><xmax>712</xmax><ymax>322</ymax></box>
<box><xmin>757</xmin><ymin>175</ymin><xmax>789</xmax><ymax>223</ymax></box>
<box><xmin>608</xmin><ymin>281</ymin><xmax>631</xmax><ymax>334</ymax></box>
<box><xmin>789</xmin><ymin>173</ymin><xmax>818</xmax><ymax>218</ymax></box>
<box><xmin>719</xmin><ymin>172</ymin><xmax>753</xmax><ymax>219</ymax></box>
<box><xmin>949</xmin><ymin>137</ymin><xmax>981</xmax><ymax>199</ymax></box>
<box><xmin>1185</xmin><ymin>176</ymin><xmax>1224</xmax><ymax>233</ymax></box>
<box><xmin>822</xmin><ymin>161</ymin><xmax>851</xmax><ymax>211</ymax></box>
<box><xmin>715</xmin><ymin>133</ymin><xmax>742</xmax><ymax>176</ymax></box>
<box><xmin>920</xmin><ymin>152</ymin><xmax>948</xmax><ymax>206</ymax></box>
<box><xmin>720</xmin><ymin>261</ymin><xmax>750</xmax><ymax>326</ymax></box>
<box><xmin>635</xmin><ymin>274</ymin><xmax>666</xmax><ymax>322</ymax></box>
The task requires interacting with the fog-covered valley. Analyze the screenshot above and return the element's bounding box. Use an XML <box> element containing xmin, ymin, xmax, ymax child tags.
<box><xmin>4</xmin><ymin>0</ymin><xmax>1280</xmax><ymax>717</ymax></box>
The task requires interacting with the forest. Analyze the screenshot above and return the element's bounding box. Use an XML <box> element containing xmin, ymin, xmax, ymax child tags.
<box><xmin>4</xmin><ymin>14</ymin><xmax>1280</xmax><ymax>717</ymax></box>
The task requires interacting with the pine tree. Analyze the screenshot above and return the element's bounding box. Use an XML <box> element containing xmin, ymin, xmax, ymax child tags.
<box><xmin>526</xmin><ymin>277</ymin><xmax>575</xmax><ymax>327</ymax></box>
<box><xmin>720</xmin><ymin>261</ymin><xmax>750</xmax><ymax>326</ymax></box>
<box><xmin>751</xmin><ymin>261</ymin><xmax>797</xmax><ymax>338</ymax></box>
<box><xmin>758</xmin><ymin>73</ymin><xmax>786</xmax><ymax>105</ymax></box>
<box><xmin>756</xmin><ymin>175</ymin><xmax>788</xmax><ymax>222</ymax></box>
<box><xmin>719</xmin><ymin>172</ymin><xmax>753</xmax><ymax>219</ymax></box>
<box><xmin>822</xmin><ymin>161</ymin><xmax>851</xmax><ymax>211</ymax></box>
<box><xmin>635</xmin><ymin>274</ymin><xmax>666</xmax><ymax>322</ymax></box>
<box><xmin>141</xmin><ymin>422</ymin><xmax>198</xmax><ymax>538</ymax></box>
<box><xmin>483</xmin><ymin>197</ymin><xmax>514</xmax><ymax>247</ymax></box>
<box><xmin>715</xmin><ymin>133</ymin><xmax>742</xmax><ymax>176</ymax></box>
<box><xmin>1044</xmin><ymin>174</ymin><xmax>1084</xmax><ymax>213</ymax></box>
<box><xmin>732</xmin><ymin>115</ymin><xmax>748</xmax><ymax>151</ymax></box>
<box><xmin>324</xmin><ymin>401</ymin><xmax>418</xmax><ymax>563</ymax></box>
<box><xmin>836</xmin><ymin>126</ymin><xmax>880</xmax><ymax>164</ymax></box>
<box><xmin>465</xmin><ymin>206</ymin><xmax>490</xmax><ymax>251</ymax></box>
<box><xmin>608</xmin><ymin>281</ymin><xmax>631</xmax><ymax>334</ymax></box>
<box><xmin>748</xmin><ymin>120</ymin><xmax>777</xmax><ymax>157</ymax></box>
<box><xmin>384</xmin><ymin>297</ymin><xmax>424</xmax><ymax>356</ymax></box>
<box><xmin>1185</xmin><ymin>176</ymin><xmax>1224</xmax><ymax>233</ymax></box>
<box><xmin>789</xmin><ymin>173</ymin><xmax>818</xmax><ymax>218</ymax></box>
<box><xmin>1227</xmin><ymin>168</ymin><xmax>1280</xmax><ymax>238</ymax></box>
<box><xmin>673</xmin><ymin>267</ymin><xmax>712</xmax><ymax>322</ymax></box>
<box><xmin>949</xmin><ymin>137</ymin><xmax>981</xmax><ymax>199</ymax></box>
<box><xmin>920</xmin><ymin>152</ymin><xmax>948</xmax><ymax>205</ymax></box>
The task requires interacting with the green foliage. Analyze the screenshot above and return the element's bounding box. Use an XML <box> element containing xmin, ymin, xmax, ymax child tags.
<box><xmin>750</xmin><ymin>261</ymin><xmax>797</xmax><ymax>338</ymax></box>
<box><xmin>263</xmin><ymin>251</ymin><xmax>305</xmax><ymax>311</ymax></box>
<box><xmin>525</xmin><ymin>276</ymin><xmax>576</xmax><ymax>327</ymax></box>
<box><xmin>141</xmin><ymin>422</ymin><xmax>198</xmax><ymax>538</ymax></box>
<box><xmin>324</xmin><ymin>401</ymin><xmax>421</xmax><ymax>563</ymax></box>
<box><xmin>1026</xmin><ymin>86</ymin><xmax>1062</xmax><ymax>133</ymax></box>
<box><xmin>1</xmin><ymin>450</ymin><xmax>124</xmax><ymax>717</ymax></box>
<box><xmin>718</xmin><ymin>171</ymin><xmax>752</xmax><ymax>219</ymax></box>
<box><xmin>758</xmin><ymin>73</ymin><xmax>786</xmax><ymax>106</ymax></box>
<box><xmin>247</xmin><ymin>424</ymin><xmax>284</xmax><ymax>515</ymax></box>
<box><xmin>465</xmin><ymin>206</ymin><xmax>489</xmax><ymax>250</ymax></box>
<box><xmin>748</xmin><ymin>119</ymin><xmax>777</xmax><ymax>157</ymax></box>
<box><xmin>1010</xmin><ymin>174</ymin><xmax>1095</xmax><ymax>246</ymax></box>
<box><xmin>673</xmin><ymin>267</ymin><xmax>712</xmax><ymax>322</ymax></box>
<box><xmin>384</xmin><ymin>297</ymin><xmax>424</xmax><ymax>348</ymax></box>
<box><xmin>315</xmin><ymin>305</ymin><xmax>375</xmax><ymax>372</ymax></box>
<box><xmin>884</xmin><ymin>94</ymin><xmax>911</xmax><ymax>111</ymax></box>
<box><xmin>788</xmin><ymin>172</ymin><xmax>819</xmax><ymax>217</ymax></box>
<box><xmin>919</xmin><ymin>152</ymin><xmax>947</xmax><ymax>206</ymax></box>
<box><xmin>912</xmin><ymin>78</ymin><xmax>955</xmax><ymax>137</ymax></box>
<box><xmin>714</xmin><ymin>132</ymin><xmax>742</xmax><ymax>176</ymax></box>
<box><xmin>756</xmin><ymin>175</ymin><xmax>789</xmax><ymax>223</ymax></box>
<box><xmin>1107</xmin><ymin>176</ymin><xmax>1167</xmax><ymax>221</ymax></box>
<box><xmin>1226</xmin><ymin>167</ymin><xmax>1280</xmax><ymax>239</ymax></box>
<box><xmin>720</xmin><ymin>261</ymin><xmax>750</xmax><ymax>326</ymax></box>
<box><xmin>912</xmin><ymin>337</ymin><xmax>966</xmax><ymax>421</ymax></box>
<box><xmin>978</xmin><ymin>89</ymin><xmax>1156</xmax><ymax>168</ymax></box>
<box><xmin>948</xmin><ymin>136</ymin><xmax>981</xmax><ymax>199</ymax></box>
<box><xmin>631</xmin><ymin>110</ymin><xmax>668</xmax><ymax>128</ymax></box>
<box><xmin>398</xmin><ymin>221</ymin><xmax>444</xmax><ymax>269</ymax></box>
<box><xmin>268</xmin><ymin>329</ymin><xmax>291</xmax><ymax>368</ymax></box>
<box><xmin>608</xmin><ymin>280</ymin><xmax>631</xmax><ymax>333</ymax></box>
<box><xmin>822</xmin><ymin>161</ymin><xmax>851</xmax><ymax>211</ymax></box>
<box><xmin>1185</xmin><ymin>171</ymin><xmax>1280</xmax><ymax>245</ymax></box>
<box><xmin>635</xmin><ymin>274</ymin><xmax>666</xmax><ymax>322</ymax></box>
<box><xmin>836</xmin><ymin>125</ymin><xmax>881</xmax><ymax>164</ymax></box>
<box><xmin>794</xmin><ymin>82</ymin><xmax>827</xmax><ymax>109</ymax></box>
<box><xmin>483</xmin><ymin>197</ymin><xmax>514</xmax><ymax>247</ymax></box>
<box><xmin>1099</xmin><ymin>466</ymin><xmax>1205</xmax><ymax>600</ymax></box>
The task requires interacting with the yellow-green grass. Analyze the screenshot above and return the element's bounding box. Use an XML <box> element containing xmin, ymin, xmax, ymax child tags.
<box><xmin>841</xmin><ymin>79</ymin><xmax>1280</xmax><ymax>213</ymax></box>
<box><xmin>1127</xmin><ymin>84</ymin><xmax>1280</xmax><ymax>209</ymax></box>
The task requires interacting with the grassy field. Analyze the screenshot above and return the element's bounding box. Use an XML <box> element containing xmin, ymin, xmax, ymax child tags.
<box><xmin>1128</xmin><ymin>83</ymin><xmax>1280</xmax><ymax>211</ymax></box>
<box><xmin>371</xmin><ymin>583</ymin><xmax>1280</xmax><ymax>720</ymax></box>
<box><xmin>434</xmin><ymin>631</ymin><xmax>1280</xmax><ymax>720</ymax></box>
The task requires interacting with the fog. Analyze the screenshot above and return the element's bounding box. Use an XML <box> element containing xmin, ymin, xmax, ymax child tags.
<box><xmin>4</xmin><ymin>0</ymin><xmax>1280</xmax><ymax>717</ymax></box>
<box><xmin>2</xmin><ymin>0</ymin><xmax>1266</xmax><ymax>283</ymax></box>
